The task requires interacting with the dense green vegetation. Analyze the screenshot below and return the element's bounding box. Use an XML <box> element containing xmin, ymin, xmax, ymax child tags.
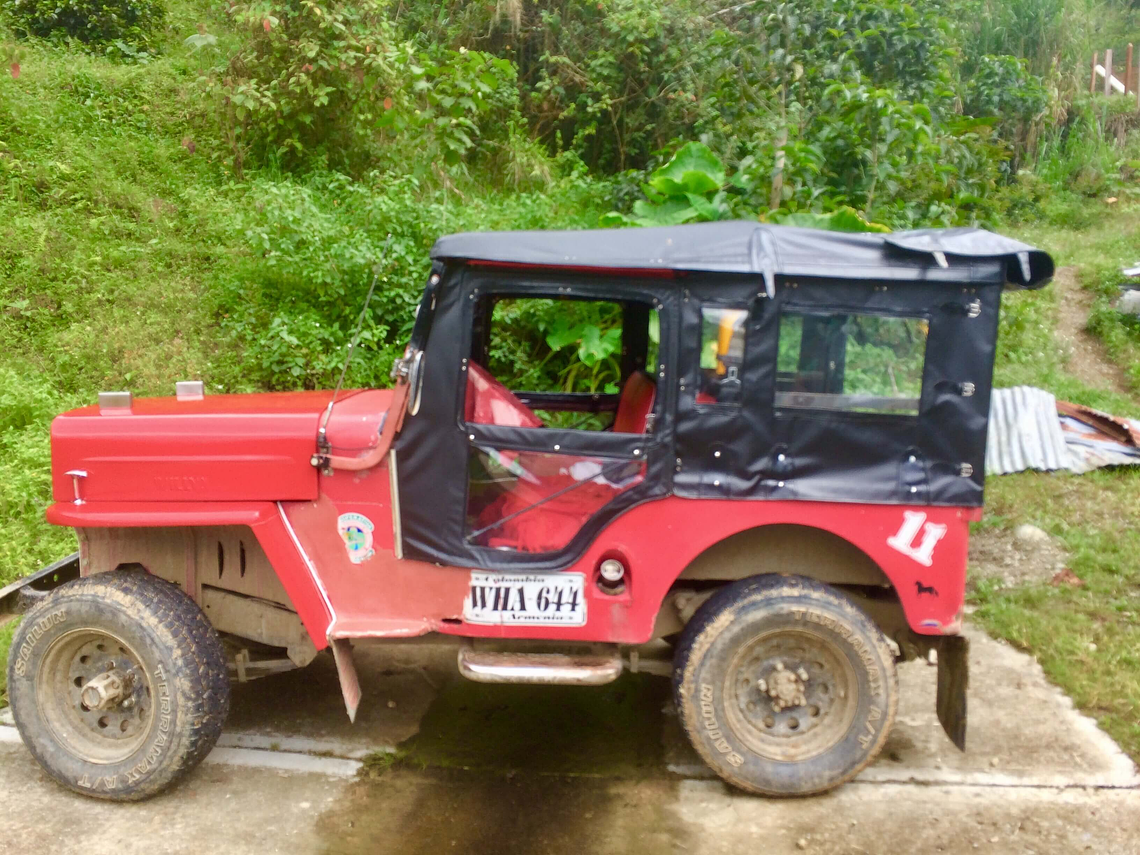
<box><xmin>0</xmin><ymin>0</ymin><xmax>1139</xmax><ymax>752</ymax></box>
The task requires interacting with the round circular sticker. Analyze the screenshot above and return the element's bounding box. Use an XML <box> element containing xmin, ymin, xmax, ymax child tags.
<box><xmin>337</xmin><ymin>512</ymin><xmax>375</xmax><ymax>564</ymax></box>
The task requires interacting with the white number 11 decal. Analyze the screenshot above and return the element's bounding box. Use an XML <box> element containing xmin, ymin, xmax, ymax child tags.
<box><xmin>886</xmin><ymin>511</ymin><xmax>948</xmax><ymax>567</ymax></box>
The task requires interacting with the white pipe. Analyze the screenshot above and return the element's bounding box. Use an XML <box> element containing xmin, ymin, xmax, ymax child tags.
<box><xmin>1095</xmin><ymin>65</ymin><xmax>1126</xmax><ymax>94</ymax></box>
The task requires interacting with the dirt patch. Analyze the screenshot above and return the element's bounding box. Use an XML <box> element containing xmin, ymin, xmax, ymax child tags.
<box><xmin>1053</xmin><ymin>265</ymin><xmax>1132</xmax><ymax>395</ymax></box>
<box><xmin>968</xmin><ymin>525</ymin><xmax>1069</xmax><ymax>588</ymax></box>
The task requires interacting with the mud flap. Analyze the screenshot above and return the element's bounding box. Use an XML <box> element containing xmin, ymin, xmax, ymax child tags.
<box><xmin>936</xmin><ymin>635</ymin><xmax>969</xmax><ymax>751</ymax></box>
<box><xmin>331</xmin><ymin>638</ymin><xmax>362</xmax><ymax>723</ymax></box>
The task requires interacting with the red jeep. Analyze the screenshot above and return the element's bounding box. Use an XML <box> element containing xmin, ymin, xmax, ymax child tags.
<box><xmin>3</xmin><ymin>221</ymin><xmax>1052</xmax><ymax>800</ymax></box>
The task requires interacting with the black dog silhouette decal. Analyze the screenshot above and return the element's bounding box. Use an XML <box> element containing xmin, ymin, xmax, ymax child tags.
<box><xmin>915</xmin><ymin>580</ymin><xmax>938</xmax><ymax>597</ymax></box>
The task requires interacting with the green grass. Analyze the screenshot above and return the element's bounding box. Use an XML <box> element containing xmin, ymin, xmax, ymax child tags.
<box><xmin>998</xmin><ymin>204</ymin><xmax>1140</xmax><ymax>405</ymax></box>
<box><xmin>971</xmin><ymin>470</ymin><xmax>1140</xmax><ymax>760</ymax></box>
<box><xmin>0</xmin><ymin>43</ymin><xmax>237</xmax><ymax>588</ymax></box>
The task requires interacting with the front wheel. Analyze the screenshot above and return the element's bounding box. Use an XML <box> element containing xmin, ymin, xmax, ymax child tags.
<box><xmin>7</xmin><ymin>569</ymin><xmax>230</xmax><ymax>801</ymax></box>
<box><xmin>673</xmin><ymin>575</ymin><xmax>897</xmax><ymax>796</ymax></box>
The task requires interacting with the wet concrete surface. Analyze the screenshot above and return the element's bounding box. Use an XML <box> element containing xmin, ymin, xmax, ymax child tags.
<box><xmin>1</xmin><ymin>625</ymin><xmax>1138</xmax><ymax>855</ymax></box>
<box><xmin>398</xmin><ymin>670</ymin><xmax>670</xmax><ymax>775</ymax></box>
<box><xmin>317</xmin><ymin>769</ymin><xmax>691</xmax><ymax>855</ymax></box>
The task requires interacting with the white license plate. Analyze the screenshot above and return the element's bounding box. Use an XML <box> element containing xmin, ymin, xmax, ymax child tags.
<box><xmin>463</xmin><ymin>572</ymin><xmax>587</xmax><ymax>626</ymax></box>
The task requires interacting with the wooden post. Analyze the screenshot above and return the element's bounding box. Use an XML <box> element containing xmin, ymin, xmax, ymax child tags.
<box><xmin>1091</xmin><ymin>51</ymin><xmax>1099</xmax><ymax>94</ymax></box>
<box><xmin>1128</xmin><ymin>44</ymin><xmax>1134</xmax><ymax>94</ymax></box>
<box><xmin>769</xmin><ymin>126</ymin><xmax>787</xmax><ymax>212</ymax></box>
<box><xmin>1137</xmin><ymin>53</ymin><xmax>1140</xmax><ymax>110</ymax></box>
<box><xmin>1105</xmin><ymin>49</ymin><xmax>1113</xmax><ymax>96</ymax></box>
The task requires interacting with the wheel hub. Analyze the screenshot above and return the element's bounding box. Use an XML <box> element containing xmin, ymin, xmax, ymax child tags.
<box><xmin>37</xmin><ymin>630</ymin><xmax>155</xmax><ymax>764</ymax></box>
<box><xmin>759</xmin><ymin>661</ymin><xmax>808</xmax><ymax>711</ymax></box>
<box><xmin>80</xmin><ymin>669</ymin><xmax>133</xmax><ymax>711</ymax></box>
<box><xmin>746</xmin><ymin>655</ymin><xmax>832</xmax><ymax>732</ymax></box>
<box><xmin>724</xmin><ymin>629</ymin><xmax>859</xmax><ymax>762</ymax></box>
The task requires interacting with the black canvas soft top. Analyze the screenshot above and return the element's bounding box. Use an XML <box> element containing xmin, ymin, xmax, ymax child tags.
<box><xmin>430</xmin><ymin>221</ymin><xmax>1054</xmax><ymax>293</ymax></box>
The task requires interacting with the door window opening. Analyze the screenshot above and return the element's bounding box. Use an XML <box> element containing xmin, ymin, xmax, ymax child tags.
<box><xmin>467</xmin><ymin>296</ymin><xmax>660</xmax><ymax>434</ymax></box>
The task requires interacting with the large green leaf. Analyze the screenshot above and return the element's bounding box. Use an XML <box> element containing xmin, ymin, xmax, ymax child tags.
<box><xmin>631</xmin><ymin>197</ymin><xmax>701</xmax><ymax>227</ymax></box>
<box><xmin>578</xmin><ymin>326</ymin><xmax>621</xmax><ymax>366</ymax></box>
<box><xmin>648</xmin><ymin>142</ymin><xmax>726</xmax><ymax>196</ymax></box>
<box><xmin>545</xmin><ymin>318</ymin><xmax>585</xmax><ymax>352</ymax></box>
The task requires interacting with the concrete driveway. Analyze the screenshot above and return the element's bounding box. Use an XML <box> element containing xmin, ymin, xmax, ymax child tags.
<box><xmin>1</xmin><ymin>626</ymin><xmax>1137</xmax><ymax>855</ymax></box>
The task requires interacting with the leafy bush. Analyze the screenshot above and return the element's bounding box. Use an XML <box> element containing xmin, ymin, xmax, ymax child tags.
<box><xmin>529</xmin><ymin>0</ymin><xmax>714</xmax><ymax>171</ymax></box>
<box><xmin>3</xmin><ymin>0</ymin><xmax>166</xmax><ymax>49</ymax></box>
<box><xmin>758</xmin><ymin>0</ymin><xmax>957</xmax><ymax>108</ymax></box>
<box><xmin>384</xmin><ymin>47</ymin><xmax>520</xmax><ymax>168</ymax></box>
<box><xmin>488</xmin><ymin>298</ymin><xmax>626</xmax><ymax>397</ymax></box>
<box><xmin>604</xmin><ymin>141</ymin><xmax>893</xmax><ymax>231</ymax></box>
<box><xmin>211</xmin><ymin>167</ymin><xmax>611</xmax><ymax>391</ymax></box>
<box><xmin>395</xmin><ymin>0</ymin><xmax>720</xmax><ymax>171</ymax></box>
<box><xmin>963</xmin><ymin>55</ymin><xmax>1048</xmax><ymax>165</ymax></box>
<box><xmin>197</xmin><ymin>0</ymin><xmax>403</xmax><ymax>172</ymax></box>
<box><xmin>1033</xmin><ymin>104</ymin><xmax>1126</xmax><ymax>200</ymax></box>
<box><xmin>197</xmin><ymin>0</ymin><xmax>521</xmax><ymax>173</ymax></box>
<box><xmin>602</xmin><ymin>142</ymin><xmax>737</xmax><ymax>227</ymax></box>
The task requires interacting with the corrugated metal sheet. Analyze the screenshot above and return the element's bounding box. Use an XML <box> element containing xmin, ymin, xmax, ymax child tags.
<box><xmin>985</xmin><ymin>386</ymin><xmax>1070</xmax><ymax>475</ymax></box>
<box><xmin>1060</xmin><ymin>415</ymin><xmax>1140</xmax><ymax>473</ymax></box>
<box><xmin>1056</xmin><ymin>401</ymin><xmax>1140</xmax><ymax>474</ymax></box>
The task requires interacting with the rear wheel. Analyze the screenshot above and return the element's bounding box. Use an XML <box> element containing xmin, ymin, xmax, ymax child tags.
<box><xmin>7</xmin><ymin>569</ymin><xmax>230</xmax><ymax>801</ymax></box>
<box><xmin>673</xmin><ymin>574</ymin><xmax>897</xmax><ymax>796</ymax></box>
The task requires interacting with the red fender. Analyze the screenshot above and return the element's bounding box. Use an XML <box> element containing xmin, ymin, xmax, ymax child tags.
<box><xmin>47</xmin><ymin>501</ymin><xmax>335</xmax><ymax>649</ymax></box>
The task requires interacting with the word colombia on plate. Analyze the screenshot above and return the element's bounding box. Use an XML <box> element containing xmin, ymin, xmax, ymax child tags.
<box><xmin>463</xmin><ymin>572</ymin><xmax>587</xmax><ymax>626</ymax></box>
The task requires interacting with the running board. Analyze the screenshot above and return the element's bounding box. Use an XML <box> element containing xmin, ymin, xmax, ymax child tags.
<box><xmin>457</xmin><ymin>647</ymin><xmax>623</xmax><ymax>686</ymax></box>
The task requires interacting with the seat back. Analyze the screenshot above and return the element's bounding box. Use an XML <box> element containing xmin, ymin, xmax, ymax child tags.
<box><xmin>612</xmin><ymin>370</ymin><xmax>656</xmax><ymax>434</ymax></box>
<box><xmin>465</xmin><ymin>362</ymin><xmax>544</xmax><ymax>428</ymax></box>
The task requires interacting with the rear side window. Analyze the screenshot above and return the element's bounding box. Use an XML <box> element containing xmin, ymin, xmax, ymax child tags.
<box><xmin>697</xmin><ymin>307</ymin><xmax>747</xmax><ymax>406</ymax></box>
<box><xmin>776</xmin><ymin>312</ymin><xmax>928</xmax><ymax>415</ymax></box>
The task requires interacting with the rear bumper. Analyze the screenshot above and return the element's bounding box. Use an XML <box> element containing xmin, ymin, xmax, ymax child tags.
<box><xmin>0</xmin><ymin>553</ymin><xmax>81</xmax><ymax>615</ymax></box>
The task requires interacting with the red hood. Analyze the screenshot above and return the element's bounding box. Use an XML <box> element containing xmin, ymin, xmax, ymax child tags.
<box><xmin>51</xmin><ymin>390</ymin><xmax>392</xmax><ymax>504</ymax></box>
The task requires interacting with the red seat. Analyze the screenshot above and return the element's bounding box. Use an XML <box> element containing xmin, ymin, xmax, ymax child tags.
<box><xmin>465</xmin><ymin>362</ymin><xmax>543</xmax><ymax>428</ymax></box>
<box><xmin>612</xmin><ymin>370</ymin><xmax>656</xmax><ymax>433</ymax></box>
<box><xmin>465</xmin><ymin>366</ymin><xmax>653</xmax><ymax>552</ymax></box>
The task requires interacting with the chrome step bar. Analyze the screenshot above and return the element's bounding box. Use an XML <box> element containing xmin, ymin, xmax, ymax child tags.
<box><xmin>457</xmin><ymin>646</ymin><xmax>623</xmax><ymax>686</ymax></box>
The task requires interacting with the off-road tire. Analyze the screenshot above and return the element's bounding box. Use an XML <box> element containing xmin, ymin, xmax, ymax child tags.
<box><xmin>7</xmin><ymin>569</ymin><xmax>230</xmax><ymax>801</ymax></box>
<box><xmin>673</xmin><ymin>574</ymin><xmax>898</xmax><ymax>796</ymax></box>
